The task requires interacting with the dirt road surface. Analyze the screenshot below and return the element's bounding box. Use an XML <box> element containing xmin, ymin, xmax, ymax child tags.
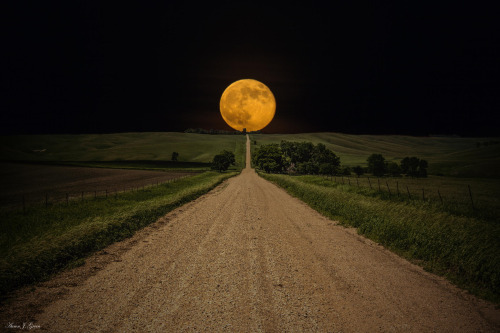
<box><xmin>2</xmin><ymin>136</ymin><xmax>499</xmax><ymax>332</ymax></box>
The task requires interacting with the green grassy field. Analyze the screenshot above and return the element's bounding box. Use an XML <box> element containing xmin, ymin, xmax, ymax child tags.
<box><xmin>320</xmin><ymin>175</ymin><xmax>500</xmax><ymax>221</ymax></box>
<box><xmin>17</xmin><ymin>160</ymin><xmax>213</xmax><ymax>172</ymax></box>
<box><xmin>3</xmin><ymin>132</ymin><xmax>497</xmax><ymax>177</ymax></box>
<box><xmin>259</xmin><ymin>173</ymin><xmax>500</xmax><ymax>304</ymax></box>
<box><xmin>250</xmin><ymin>132</ymin><xmax>500</xmax><ymax>303</ymax></box>
<box><xmin>250</xmin><ymin>133</ymin><xmax>500</xmax><ymax>178</ymax></box>
<box><xmin>0</xmin><ymin>171</ymin><xmax>237</xmax><ymax>298</ymax></box>
<box><xmin>2</xmin><ymin>131</ymin><xmax>498</xmax><ymax>303</ymax></box>
<box><xmin>0</xmin><ymin>132</ymin><xmax>246</xmax><ymax>171</ymax></box>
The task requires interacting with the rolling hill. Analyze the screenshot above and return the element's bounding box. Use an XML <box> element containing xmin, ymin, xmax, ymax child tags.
<box><xmin>0</xmin><ymin>132</ymin><xmax>247</xmax><ymax>170</ymax></box>
<box><xmin>250</xmin><ymin>133</ymin><xmax>500</xmax><ymax>178</ymax></box>
<box><xmin>1</xmin><ymin>132</ymin><xmax>498</xmax><ymax>177</ymax></box>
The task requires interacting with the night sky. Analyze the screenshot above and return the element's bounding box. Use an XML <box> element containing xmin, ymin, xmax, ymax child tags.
<box><xmin>2</xmin><ymin>2</ymin><xmax>499</xmax><ymax>136</ymax></box>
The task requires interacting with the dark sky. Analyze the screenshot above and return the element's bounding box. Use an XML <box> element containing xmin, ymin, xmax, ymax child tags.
<box><xmin>2</xmin><ymin>1</ymin><xmax>499</xmax><ymax>136</ymax></box>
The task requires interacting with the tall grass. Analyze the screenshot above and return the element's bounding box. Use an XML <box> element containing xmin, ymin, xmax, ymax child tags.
<box><xmin>0</xmin><ymin>171</ymin><xmax>237</xmax><ymax>298</ymax></box>
<box><xmin>300</xmin><ymin>175</ymin><xmax>500</xmax><ymax>223</ymax></box>
<box><xmin>259</xmin><ymin>173</ymin><xmax>500</xmax><ymax>304</ymax></box>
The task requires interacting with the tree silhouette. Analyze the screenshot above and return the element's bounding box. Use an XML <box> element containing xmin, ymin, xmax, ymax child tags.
<box><xmin>367</xmin><ymin>154</ymin><xmax>386</xmax><ymax>177</ymax></box>
<box><xmin>211</xmin><ymin>154</ymin><xmax>231</xmax><ymax>172</ymax></box>
<box><xmin>401</xmin><ymin>157</ymin><xmax>428</xmax><ymax>177</ymax></box>
<box><xmin>353</xmin><ymin>165</ymin><xmax>364</xmax><ymax>177</ymax></box>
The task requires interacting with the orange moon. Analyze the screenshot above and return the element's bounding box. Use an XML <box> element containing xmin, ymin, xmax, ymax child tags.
<box><xmin>220</xmin><ymin>79</ymin><xmax>276</xmax><ymax>132</ymax></box>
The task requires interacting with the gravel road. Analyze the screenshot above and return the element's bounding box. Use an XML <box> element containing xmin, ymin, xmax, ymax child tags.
<box><xmin>3</xmin><ymin>136</ymin><xmax>499</xmax><ymax>332</ymax></box>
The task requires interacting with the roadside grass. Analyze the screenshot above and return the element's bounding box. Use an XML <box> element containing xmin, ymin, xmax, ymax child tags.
<box><xmin>0</xmin><ymin>132</ymin><xmax>247</xmax><ymax>170</ymax></box>
<box><xmin>303</xmin><ymin>175</ymin><xmax>500</xmax><ymax>222</ymax></box>
<box><xmin>250</xmin><ymin>133</ymin><xmax>500</xmax><ymax>178</ymax></box>
<box><xmin>259</xmin><ymin>173</ymin><xmax>500</xmax><ymax>304</ymax></box>
<box><xmin>0</xmin><ymin>171</ymin><xmax>237</xmax><ymax>299</ymax></box>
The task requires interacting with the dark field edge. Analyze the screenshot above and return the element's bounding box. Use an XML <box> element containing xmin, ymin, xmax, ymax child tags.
<box><xmin>0</xmin><ymin>160</ymin><xmax>212</xmax><ymax>171</ymax></box>
<box><xmin>0</xmin><ymin>171</ymin><xmax>238</xmax><ymax>301</ymax></box>
<box><xmin>258</xmin><ymin>172</ymin><xmax>500</xmax><ymax>305</ymax></box>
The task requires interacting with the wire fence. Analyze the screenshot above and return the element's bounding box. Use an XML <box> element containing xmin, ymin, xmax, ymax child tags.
<box><xmin>4</xmin><ymin>175</ymin><xmax>191</xmax><ymax>214</ymax></box>
<box><xmin>323</xmin><ymin>175</ymin><xmax>480</xmax><ymax>212</ymax></box>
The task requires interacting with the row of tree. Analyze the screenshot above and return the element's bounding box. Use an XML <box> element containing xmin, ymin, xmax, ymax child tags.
<box><xmin>185</xmin><ymin>128</ymin><xmax>262</xmax><ymax>135</ymax></box>
<box><xmin>364</xmin><ymin>154</ymin><xmax>428</xmax><ymax>177</ymax></box>
<box><xmin>209</xmin><ymin>142</ymin><xmax>429</xmax><ymax>178</ymax></box>
<box><xmin>252</xmin><ymin>141</ymin><xmax>429</xmax><ymax>178</ymax></box>
<box><xmin>185</xmin><ymin>128</ymin><xmax>243</xmax><ymax>135</ymax></box>
<box><xmin>253</xmin><ymin>141</ymin><xmax>341</xmax><ymax>175</ymax></box>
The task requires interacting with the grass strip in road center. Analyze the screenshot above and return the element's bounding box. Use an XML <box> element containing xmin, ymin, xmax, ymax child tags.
<box><xmin>259</xmin><ymin>172</ymin><xmax>500</xmax><ymax>305</ymax></box>
<box><xmin>0</xmin><ymin>171</ymin><xmax>237</xmax><ymax>299</ymax></box>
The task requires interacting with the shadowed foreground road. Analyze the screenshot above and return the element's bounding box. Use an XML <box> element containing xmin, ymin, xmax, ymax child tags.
<box><xmin>7</xmin><ymin>136</ymin><xmax>499</xmax><ymax>332</ymax></box>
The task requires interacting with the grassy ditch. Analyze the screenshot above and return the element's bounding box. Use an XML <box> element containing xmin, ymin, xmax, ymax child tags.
<box><xmin>259</xmin><ymin>173</ymin><xmax>500</xmax><ymax>304</ymax></box>
<box><xmin>0</xmin><ymin>171</ymin><xmax>237</xmax><ymax>298</ymax></box>
<box><xmin>304</xmin><ymin>175</ymin><xmax>500</xmax><ymax>223</ymax></box>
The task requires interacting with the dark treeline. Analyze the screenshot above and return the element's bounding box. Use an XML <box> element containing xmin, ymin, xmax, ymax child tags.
<box><xmin>185</xmin><ymin>128</ymin><xmax>262</xmax><ymax>135</ymax></box>
<box><xmin>476</xmin><ymin>140</ymin><xmax>500</xmax><ymax>148</ymax></box>
<box><xmin>364</xmin><ymin>154</ymin><xmax>428</xmax><ymax>178</ymax></box>
<box><xmin>253</xmin><ymin>141</ymin><xmax>341</xmax><ymax>175</ymax></box>
<box><xmin>254</xmin><ymin>141</ymin><xmax>428</xmax><ymax>178</ymax></box>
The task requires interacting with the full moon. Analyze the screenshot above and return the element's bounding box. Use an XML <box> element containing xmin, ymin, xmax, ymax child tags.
<box><xmin>220</xmin><ymin>79</ymin><xmax>276</xmax><ymax>132</ymax></box>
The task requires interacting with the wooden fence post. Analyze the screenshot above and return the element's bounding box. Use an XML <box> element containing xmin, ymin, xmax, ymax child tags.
<box><xmin>396</xmin><ymin>181</ymin><xmax>400</xmax><ymax>197</ymax></box>
<box><xmin>468</xmin><ymin>185</ymin><xmax>475</xmax><ymax>210</ymax></box>
<box><xmin>406</xmin><ymin>186</ymin><xmax>411</xmax><ymax>199</ymax></box>
<box><xmin>377</xmin><ymin>178</ymin><xmax>381</xmax><ymax>191</ymax></box>
<box><xmin>356</xmin><ymin>177</ymin><xmax>359</xmax><ymax>187</ymax></box>
<box><xmin>438</xmin><ymin>189</ymin><xmax>443</xmax><ymax>205</ymax></box>
<box><xmin>386</xmin><ymin>181</ymin><xmax>391</xmax><ymax>195</ymax></box>
<box><xmin>368</xmin><ymin>177</ymin><xmax>372</xmax><ymax>189</ymax></box>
